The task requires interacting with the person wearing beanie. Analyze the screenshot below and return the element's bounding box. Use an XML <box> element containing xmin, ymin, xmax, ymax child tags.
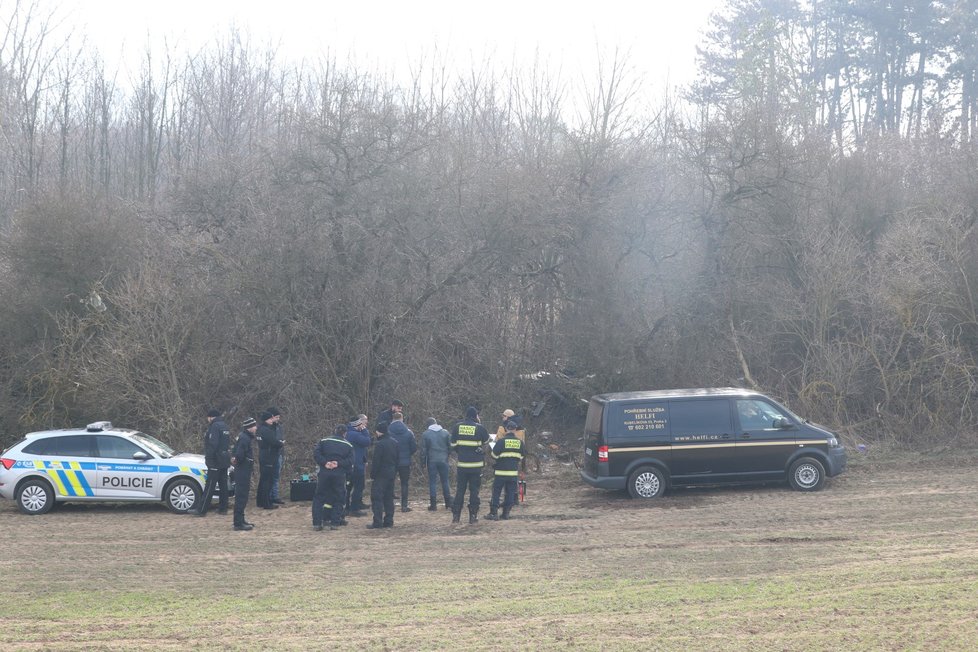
<box><xmin>387</xmin><ymin>412</ymin><xmax>418</xmax><ymax>512</ymax></box>
<box><xmin>496</xmin><ymin>408</ymin><xmax>526</xmax><ymax>443</ymax></box>
<box><xmin>255</xmin><ymin>411</ymin><xmax>281</xmax><ymax>509</ymax></box>
<box><xmin>421</xmin><ymin>417</ymin><xmax>452</xmax><ymax>511</ymax></box>
<box><xmin>266</xmin><ymin>407</ymin><xmax>286</xmax><ymax>505</ymax></box>
<box><xmin>375</xmin><ymin>399</ymin><xmax>404</xmax><ymax>432</ymax></box>
<box><xmin>345</xmin><ymin>414</ymin><xmax>372</xmax><ymax>516</ymax></box>
<box><xmin>449</xmin><ymin>405</ymin><xmax>490</xmax><ymax>524</ymax></box>
<box><xmin>230</xmin><ymin>417</ymin><xmax>258</xmax><ymax>531</ymax></box>
<box><xmin>486</xmin><ymin>419</ymin><xmax>527</xmax><ymax>521</ymax></box>
<box><xmin>312</xmin><ymin>424</ymin><xmax>355</xmax><ymax>531</ymax></box>
<box><xmin>194</xmin><ymin>408</ymin><xmax>231</xmax><ymax>517</ymax></box>
<box><xmin>367</xmin><ymin>421</ymin><xmax>398</xmax><ymax>529</ymax></box>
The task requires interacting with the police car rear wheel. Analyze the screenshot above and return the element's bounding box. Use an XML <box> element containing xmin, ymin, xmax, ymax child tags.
<box><xmin>627</xmin><ymin>466</ymin><xmax>665</xmax><ymax>499</ymax></box>
<box><xmin>788</xmin><ymin>457</ymin><xmax>825</xmax><ymax>492</ymax></box>
<box><xmin>164</xmin><ymin>479</ymin><xmax>200</xmax><ymax>513</ymax></box>
<box><xmin>17</xmin><ymin>478</ymin><xmax>55</xmax><ymax>515</ymax></box>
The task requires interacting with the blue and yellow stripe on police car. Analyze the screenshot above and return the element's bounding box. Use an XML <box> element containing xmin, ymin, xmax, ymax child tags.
<box><xmin>32</xmin><ymin>460</ymin><xmax>94</xmax><ymax>496</ymax></box>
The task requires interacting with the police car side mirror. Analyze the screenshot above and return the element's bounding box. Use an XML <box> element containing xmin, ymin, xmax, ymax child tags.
<box><xmin>132</xmin><ymin>451</ymin><xmax>151</xmax><ymax>461</ymax></box>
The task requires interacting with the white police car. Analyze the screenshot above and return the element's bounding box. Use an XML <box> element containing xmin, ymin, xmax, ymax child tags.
<box><xmin>0</xmin><ymin>421</ymin><xmax>212</xmax><ymax>515</ymax></box>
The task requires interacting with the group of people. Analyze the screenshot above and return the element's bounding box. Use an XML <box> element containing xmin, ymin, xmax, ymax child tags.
<box><xmin>194</xmin><ymin>400</ymin><xmax>527</xmax><ymax>532</ymax></box>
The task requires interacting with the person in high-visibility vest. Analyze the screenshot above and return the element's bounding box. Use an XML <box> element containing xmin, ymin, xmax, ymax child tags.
<box><xmin>449</xmin><ymin>405</ymin><xmax>490</xmax><ymax>524</ymax></box>
<box><xmin>486</xmin><ymin>419</ymin><xmax>526</xmax><ymax>520</ymax></box>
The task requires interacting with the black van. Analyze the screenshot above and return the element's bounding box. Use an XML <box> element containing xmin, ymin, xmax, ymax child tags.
<box><xmin>580</xmin><ymin>388</ymin><xmax>847</xmax><ymax>498</ymax></box>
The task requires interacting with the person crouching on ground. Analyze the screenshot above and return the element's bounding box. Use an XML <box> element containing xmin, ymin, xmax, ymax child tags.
<box><xmin>312</xmin><ymin>424</ymin><xmax>354</xmax><ymax>531</ymax></box>
<box><xmin>367</xmin><ymin>421</ymin><xmax>398</xmax><ymax>529</ymax></box>
<box><xmin>421</xmin><ymin>417</ymin><xmax>452</xmax><ymax>510</ymax></box>
<box><xmin>487</xmin><ymin>419</ymin><xmax>527</xmax><ymax>520</ymax></box>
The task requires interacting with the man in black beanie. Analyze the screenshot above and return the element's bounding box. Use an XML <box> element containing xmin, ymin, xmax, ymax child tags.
<box><xmin>367</xmin><ymin>421</ymin><xmax>398</xmax><ymax>529</ymax></box>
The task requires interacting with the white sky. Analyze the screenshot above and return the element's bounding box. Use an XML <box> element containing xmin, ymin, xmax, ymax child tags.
<box><xmin>61</xmin><ymin>0</ymin><xmax>724</xmax><ymax>93</ymax></box>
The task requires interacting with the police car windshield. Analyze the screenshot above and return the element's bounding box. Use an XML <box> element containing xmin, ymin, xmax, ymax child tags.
<box><xmin>130</xmin><ymin>432</ymin><xmax>175</xmax><ymax>458</ymax></box>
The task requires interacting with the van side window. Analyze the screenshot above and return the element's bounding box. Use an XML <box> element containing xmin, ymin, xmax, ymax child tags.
<box><xmin>736</xmin><ymin>399</ymin><xmax>788</xmax><ymax>431</ymax></box>
<box><xmin>669</xmin><ymin>400</ymin><xmax>731</xmax><ymax>435</ymax></box>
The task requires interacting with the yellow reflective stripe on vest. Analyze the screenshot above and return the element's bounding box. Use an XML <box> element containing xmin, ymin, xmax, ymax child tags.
<box><xmin>498</xmin><ymin>452</ymin><xmax>523</xmax><ymax>459</ymax></box>
<box><xmin>494</xmin><ymin>470</ymin><xmax>519</xmax><ymax>477</ymax></box>
<box><xmin>454</xmin><ymin>440</ymin><xmax>482</xmax><ymax>447</ymax></box>
<box><xmin>456</xmin><ymin>461</ymin><xmax>484</xmax><ymax>468</ymax></box>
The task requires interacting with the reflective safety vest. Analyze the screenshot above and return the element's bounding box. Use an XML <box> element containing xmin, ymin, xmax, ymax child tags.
<box><xmin>450</xmin><ymin>419</ymin><xmax>490</xmax><ymax>469</ymax></box>
<box><xmin>490</xmin><ymin>434</ymin><xmax>526</xmax><ymax>477</ymax></box>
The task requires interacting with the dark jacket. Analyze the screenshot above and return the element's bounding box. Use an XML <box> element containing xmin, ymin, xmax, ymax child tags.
<box><xmin>421</xmin><ymin>425</ymin><xmax>451</xmax><ymax>465</ymax></box>
<box><xmin>450</xmin><ymin>418</ymin><xmax>490</xmax><ymax>469</ymax></box>
<box><xmin>232</xmin><ymin>429</ymin><xmax>255</xmax><ymax>468</ymax></box>
<box><xmin>490</xmin><ymin>433</ymin><xmax>527</xmax><ymax>477</ymax></box>
<box><xmin>376</xmin><ymin>408</ymin><xmax>400</xmax><ymax>432</ymax></box>
<box><xmin>370</xmin><ymin>433</ymin><xmax>398</xmax><ymax>480</ymax></box>
<box><xmin>313</xmin><ymin>436</ymin><xmax>354</xmax><ymax>476</ymax></box>
<box><xmin>387</xmin><ymin>420</ymin><xmax>417</xmax><ymax>467</ymax></box>
<box><xmin>204</xmin><ymin>418</ymin><xmax>232</xmax><ymax>469</ymax></box>
<box><xmin>346</xmin><ymin>424</ymin><xmax>372</xmax><ymax>472</ymax></box>
<box><xmin>257</xmin><ymin>422</ymin><xmax>282</xmax><ymax>466</ymax></box>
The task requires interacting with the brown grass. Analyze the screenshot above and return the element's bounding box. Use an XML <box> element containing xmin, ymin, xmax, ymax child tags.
<box><xmin>2</xmin><ymin>451</ymin><xmax>978</xmax><ymax>650</ymax></box>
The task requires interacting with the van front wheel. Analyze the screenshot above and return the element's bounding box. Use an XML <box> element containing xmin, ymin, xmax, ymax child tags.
<box><xmin>627</xmin><ymin>466</ymin><xmax>665</xmax><ymax>499</ymax></box>
<box><xmin>788</xmin><ymin>457</ymin><xmax>825</xmax><ymax>492</ymax></box>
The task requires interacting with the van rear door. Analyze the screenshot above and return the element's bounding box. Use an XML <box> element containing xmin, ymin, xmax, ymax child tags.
<box><xmin>582</xmin><ymin>399</ymin><xmax>605</xmax><ymax>477</ymax></box>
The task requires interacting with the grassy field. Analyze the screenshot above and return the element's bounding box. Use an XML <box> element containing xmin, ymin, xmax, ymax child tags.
<box><xmin>2</xmin><ymin>449</ymin><xmax>977</xmax><ymax>650</ymax></box>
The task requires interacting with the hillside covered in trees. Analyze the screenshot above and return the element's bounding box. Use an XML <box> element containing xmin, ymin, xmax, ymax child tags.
<box><xmin>1</xmin><ymin>0</ymin><xmax>977</xmax><ymax>455</ymax></box>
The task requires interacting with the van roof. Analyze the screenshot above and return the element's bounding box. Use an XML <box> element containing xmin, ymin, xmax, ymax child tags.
<box><xmin>590</xmin><ymin>387</ymin><xmax>763</xmax><ymax>403</ymax></box>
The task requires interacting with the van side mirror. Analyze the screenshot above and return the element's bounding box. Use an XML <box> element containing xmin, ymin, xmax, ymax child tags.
<box><xmin>773</xmin><ymin>418</ymin><xmax>793</xmax><ymax>430</ymax></box>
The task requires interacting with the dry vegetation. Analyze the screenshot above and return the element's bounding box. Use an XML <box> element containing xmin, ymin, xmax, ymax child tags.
<box><xmin>2</xmin><ymin>451</ymin><xmax>977</xmax><ymax>650</ymax></box>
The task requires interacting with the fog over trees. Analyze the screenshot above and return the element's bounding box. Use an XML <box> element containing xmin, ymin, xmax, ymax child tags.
<box><xmin>2</xmin><ymin>0</ymin><xmax>977</xmax><ymax>456</ymax></box>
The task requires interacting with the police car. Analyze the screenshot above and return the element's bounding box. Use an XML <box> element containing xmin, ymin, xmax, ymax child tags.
<box><xmin>0</xmin><ymin>421</ymin><xmax>213</xmax><ymax>515</ymax></box>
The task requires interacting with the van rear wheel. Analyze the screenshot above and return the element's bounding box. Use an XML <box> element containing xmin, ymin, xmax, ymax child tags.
<box><xmin>627</xmin><ymin>466</ymin><xmax>665</xmax><ymax>499</ymax></box>
<box><xmin>788</xmin><ymin>457</ymin><xmax>825</xmax><ymax>492</ymax></box>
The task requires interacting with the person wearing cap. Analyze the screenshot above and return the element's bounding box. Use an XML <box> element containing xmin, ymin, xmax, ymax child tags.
<box><xmin>496</xmin><ymin>408</ymin><xmax>526</xmax><ymax>443</ymax></box>
<box><xmin>375</xmin><ymin>399</ymin><xmax>404</xmax><ymax>432</ymax></box>
<box><xmin>312</xmin><ymin>425</ymin><xmax>355</xmax><ymax>531</ymax></box>
<box><xmin>266</xmin><ymin>407</ymin><xmax>286</xmax><ymax>505</ymax></box>
<box><xmin>256</xmin><ymin>411</ymin><xmax>282</xmax><ymax>509</ymax></box>
<box><xmin>231</xmin><ymin>417</ymin><xmax>258</xmax><ymax>531</ymax></box>
<box><xmin>367</xmin><ymin>421</ymin><xmax>398</xmax><ymax>529</ymax></box>
<box><xmin>421</xmin><ymin>417</ymin><xmax>452</xmax><ymax>511</ymax></box>
<box><xmin>345</xmin><ymin>414</ymin><xmax>372</xmax><ymax>516</ymax></box>
<box><xmin>194</xmin><ymin>408</ymin><xmax>231</xmax><ymax>516</ymax></box>
<box><xmin>387</xmin><ymin>412</ymin><xmax>418</xmax><ymax>512</ymax></box>
<box><xmin>486</xmin><ymin>419</ymin><xmax>527</xmax><ymax>521</ymax></box>
<box><xmin>449</xmin><ymin>405</ymin><xmax>490</xmax><ymax>524</ymax></box>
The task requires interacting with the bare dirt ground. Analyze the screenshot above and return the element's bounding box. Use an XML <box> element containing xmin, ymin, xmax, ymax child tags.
<box><xmin>2</xmin><ymin>451</ymin><xmax>978</xmax><ymax>650</ymax></box>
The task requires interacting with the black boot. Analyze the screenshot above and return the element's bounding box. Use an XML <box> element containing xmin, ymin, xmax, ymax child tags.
<box><xmin>428</xmin><ymin>498</ymin><xmax>438</xmax><ymax>511</ymax></box>
<box><xmin>444</xmin><ymin>496</ymin><xmax>452</xmax><ymax>510</ymax></box>
<box><xmin>501</xmin><ymin>506</ymin><xmax>511</xmax><ymax>520</ymax></box>
<box><xmin>485</xmin><ymin>507</ymin><xmax>498</xmax><ymax>521</ymax></box>
<box><xmin>451</xmin><ymin>510</ymin><xmax>461</xmax><ymax>524</ymax></box>
<box><xmin>469</xmin><ymin>510</ymin><xmax>478</xmax><ymax>524</ymax></box>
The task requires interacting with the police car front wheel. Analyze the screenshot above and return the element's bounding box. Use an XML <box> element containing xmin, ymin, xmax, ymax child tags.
<box><xmin>16</xmin><ymin>478</ymin><xmax>55</xmax><ymax>515</ymax></box>
<box><xmin>164</xmin><ymin>478</ymin><xmax>201</xmax><ymax>513</ymax></box>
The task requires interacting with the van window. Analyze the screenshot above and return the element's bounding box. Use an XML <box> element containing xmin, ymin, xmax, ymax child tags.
<box><xmin>736</xmin><ymin>399</ymin><xmax>789</xmax><ymax>430</ymax></box>
<box><xmin>669</xmin><ymin>400</ymin><xmax>731</xmax><ymax>435</ymax></box>
<box><xmin>585</xmin><ymin>400</ymin><xmax>604</xmax><ymax>434</ymax></box>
